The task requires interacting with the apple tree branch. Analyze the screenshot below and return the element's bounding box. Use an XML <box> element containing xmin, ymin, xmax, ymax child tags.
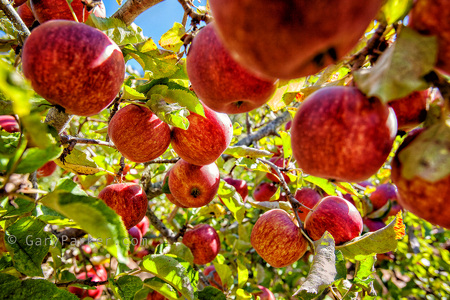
<box><xmin>111</xmin><ymin>0</ymin><xmax>164</xmax><ymax>26</ymax></box>
<box><xmin>0</xmin><ymin>0</ymin><xmax>30</xmax><ymax>44</ymax></box>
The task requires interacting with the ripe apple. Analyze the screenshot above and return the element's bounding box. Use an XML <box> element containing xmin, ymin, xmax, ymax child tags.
<box><xmin>409</xmin><ymin>0</ymin><xmax>450</xmax><ymax>75</ymax></box>
<box><xmin>291</xmin><ymin>86</ymin><xmax>397</xmax><ymax>182</ymax></box>
<box><xmin>251</xmin><ymin>209</ymin><xmax>308</xmax><ymax>268</ymax></box>
<box><xmin>147</xmin><ymin>290</ymin><xmax>167</xmax><ymax>300</ymax></box>
<box><xmin>182</xmin><ymin>224</ymin><xmax>221</xmax><ymax>265</ymax></box>
<box><xmin>253</xmin><ymin>182</ymin><xmax>278</xmax><ymax>202</ymax></box>
<box><xmin>186</xmin><ymin>23</ymin><xmax>276</xmax><ymax>114</ymax></box>
<box><xmin>385</xmin><ymin>201</ymin><xmax>403</xmax><ymax>219</ymax></box>
<box><xmin>391</xmin><ymin>128</ymin><xmax>450</xmax><ymax>229</ymax></box>
<box><xmin>168</xmin><ymin>159</ymin><xmax>220</xmax><ymax>208</ymax></box>
<box><xmin>224</xmin><ymin>177</ymin><xmax>248</xmax><ymax>202</ymax></box>
<box><xmin>36</xmin><ymin>161</ymin><xmax>57</xmax><ymax>178</ymax></box>
<box><xmin>86</xmin><ymin>264</ymin><xmax>107</xmax><ymax>281</ymax></box>
<box><xmin>163</xmin><ymin>169</ymin><xmax>188</xmax><ymax>208</ymax></box>
<box><xmin>369</xmin><ymin>183</ymin><xmax>398</xmax><ymax>212</ymax></box>
<box><xmin>363</xmin><ymin>218</ymin><xmax>386</xmax><ymax>233</ymax></box>
<box><xmin>285</xmin><ymin>120</ymin><xmax>292</xmax><ymax>131</ymax></box>
<box><xmin>209</xmin><ymin>0</ymin><xmax>383</xmax><ymax>80</ymax></box>
<box><xmin>13</xmin><ymin>0</ymin><xmax>27</xmax><ymax>7</ymax></box>
<box><xmin>68</xmin><ymin>273</ymin><xmax>103</xmax><ymax>299</ymax></box>
<box><xmin>265</xmin><ymin>157</ymin><xmax>293</xmax><ymax>184</ymax></box>
<box><xmin>22</xmin><ymin>20</ymin><xmax>125</xmax><ymax>117</ymax></box>
<box><xmin>30</xmin><ymin>0</ymin><xmax>93</xmax><ymax>23</ymax></box>
<box><xmin>171</xmin><ymin>104</ymin><xmax>233</xmax><ymax>166</ymax></box>
<box><xmin>253</xmin><ymin>285</ymin><xmax>276</xmax><ymax>300</ymax></box>
<box><xmin>342</xmin><ymin>193</ymin><xmax>356</xmax><ymax>207</ymax></box>
<box><xmin>0</xmin><ymin>115</ymin><xmax>19</xmax><ymax>133</ymax></box>
<box><xmin>98</xmin><ymin>183</ymin><xmax>148</xmax><ymax>230</ymax></box>
<box><xmin>108</xmin><ymin>104</ymin><xmax>171</xmax><ymax>163</ymax></box>
<box><xmin>136</xmin><ymin>216</ymin><xmax>150</xmax><ymax>236</ymax></box>
<box><xmin>17</xmin><ymin>3</ymin><xmax>35</xmax><ymax>28</ymax></box>
<box><xmin>294</xmin><ymin>188</ymin><xmax>322</xmax><ymax>222</ymax></box>
<box><xmin>203</xmin><ymin>265</ymin><xmax>224</xmax><ymax>290</ymax></box>
<box><xmin>127</xmin><ymin>226</ymin><xmax>142</xmax><ymax>252</ymax></box>
<box><xmin>305</xmin><ymin>196</ymin><xmax>363</xmax><ymax>245</ymax></box>
<box><xmin>388</xmin><ymin>90</ymin><xmax>428</xmax><ymax>131</ymax></box>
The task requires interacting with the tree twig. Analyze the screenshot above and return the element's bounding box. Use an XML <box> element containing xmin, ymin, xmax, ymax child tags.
<box><xmin>60</xmin><ymin>135</ymin><xmax>115</xmax><ymax>148</ymax></box>
<box><xmin>111</xmin><ymin>0</ymin><xmax>165</xmax><ymax>26</ymax></box>
<box><xmin>176</xmin><ymin>0</ymin><xmax>212</xmax><ymax>24</ymax></box>
<box><xmin>0</xmin><ymin>0</ymin><xmax>30</xmax><ymax>44</ymax></box>
<box><xmin>146</xmin><ymin>206</ymin><xmax>178</xmax><ymax>243</ymax></box>
<box><xmin>55</xmin><ymin>278</ymin><xmax>108</xmax><ymax>287</ymax></box>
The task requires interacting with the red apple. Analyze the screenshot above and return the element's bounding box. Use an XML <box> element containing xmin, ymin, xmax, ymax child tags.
<box><xmin>171</xmin><ymin>104</ymin><xmax>233</xmax><ymax>166</ymax></box>
<box><xmin>36</xmin><ymin>161</ymin><xmax>57</xmax><ymax>178</ymax></box>
<box><xmin>388</xmin><ymin>90</ymin><xmax>428</xmax><ymax>131</ymax></box>
<box><xmin>391</xmin><ymin>128</ymin><xmax>450</xmax><ymax>229</ymax></box>
<box><xmin>223</xmin><ymin>177</ymin><xmax>248</xmax><ymax>202</ymax></box>
<box><xmin>409</xmin><ymin>0</ymin><xmax>450</xmax><ymax>75</ymax></box>
<box><xmin>136</xmin><ymin>216</ymin><xmax>150</xmax><ymax>236</ymax></box>
<box><xmin>98</xmin><ymin>183</ymin><xmax>148</xmax><ymax>230</ymax></box>
<box><xmin>305</xmin><ymin>196</ymin><xmax>363</xmax><ymax>245</ymax></box>
<box><xmin>68</xmin><ymin>273</ymin><xmax>103</xmax><ymax>299</ymax></box>
<box><xmin>108</xmin><ymin>104</ymin><xmax>171</xmax><ymax>163</ymax></box>
<box><xmin>127</xmin><ymin>226</ymin><xmax>142</xmax><ymax>252</ymax></box>
<box><xmin>187</xmin><ymin>23</ymin><xmax>276</xmax><ymax>114</ymax></box>
<box><xmin>30</xmin><ymin>0</ymin><xmax>92</xmax><ymax>23</ymax></box>
<box><xmin>251</xmin><ymin>209</ymin><xmax>308</xmax><ymax>268</ymax></box>
<box><xmin>168</xmin><ymin>159</ymin><xmax>220</xmax><ymax>208</ymax></box>
<box><xmin>253</xmin><ymin>285</ymin><xmax>276</xmax><ymax>300</ymax></box>
<box><xmin>294</xmin><ymin>188</ymin><xmax>322</xmax><ymax>222</ymax></box>
<box><xmin>13</xmin><ymin>0</ymin><xmax>27</xmax><ymax>7</ymax></box>
<box><xmin>0</xmin><ymin>115</ymin><xmax>19</xmax><ymax>133</ymax></box>
<box><xmin>342</xmin><ymin>193</ymin><xmax>356</xmax><ymax>207</ymax></box>
<box><xmin>147</xmin><ymin>290</ymin><xmax>167</xmax><ymax>300</ymax></box>
<box><xmin>386</xmin><ymin>201</ymin><xmax>403</xmax><ymax>219</ymax></box>
<box><xmin>253</xmin><ymin>182</ymin><xmax>278</xmax><ymax>202</ymax></box>
<box><xmin>182</xmin><ymin>224</ymin><xmax>221</xmax><ymax>265</ymax></box>
<box><xmin>203</xmin><ymin>265</ymin><xmax>224</xmax><ymax>290</ymax></box>
<box><xmin>17</xmin><ymin>3</ymin><xmax>35</xmax><ymax>28</ymax></box>
<box><xmin>265</xmin><ymin>157</ymin><xmax>293</xmax><ymax>184</ymax></box>
<box><xmin>86</xmin><ymin>265</ymin><xmax>107</xmax><ymax>281</ymax></box>
<box><xmin>163</xmin><ymin>169</ymin><xmax>188</xmax><ymax>208</ymax></box>
<box><xmin>22</xmin><ymin>20</ymin><xmax>125</xmax><ymax>117</ymax></box>
<box><xmin>369</xmin><ymin>183</ymin><xmax>398</xmax><ymax>212</ymax></box>
<box><xmin>291</xmin><ymin>86</ymin><xmax>397</xmax><ymax>182</ymax></box>
<box><xmin>363</xmin><ymin>218</ymin><xmax>386</xmax><ymax>233</ymax></box>
<box><xmin>209</xmin><ymin>0</ymin><xmax>383</xmax><ymax>80</ymax></box>
<box><xmin>81</xmin><ymin>244</ymin><xmax>92</xmax><ymax>255</ymax></box>
<box><xmin>285</xmin><ymin>120</ymin><xmax>292</xmax><ymax>131</ymax></box>
<box><xmin>135</xmin><ymin>249</ymin><xmax>150</xmax><ymax>259</ymax></box>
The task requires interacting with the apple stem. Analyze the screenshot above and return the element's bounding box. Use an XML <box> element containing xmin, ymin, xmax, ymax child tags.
<box><xmin>0</xmin><ymin>0</ymin><xmax>30</xmax><ymax>44</ymax></box>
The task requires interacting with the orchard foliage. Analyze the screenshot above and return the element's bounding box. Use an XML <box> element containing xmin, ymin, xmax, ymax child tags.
<box><xmin>0</xmin><ymin>0</ymin><xmax>450</xmax><ymax>299</ymax></box>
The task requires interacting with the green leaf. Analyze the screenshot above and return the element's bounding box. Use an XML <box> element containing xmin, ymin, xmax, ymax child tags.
<box><xmin>279</xmin><ymin>131</ymin><xmax>292</xmax><ymax>159</ymax></box>
<box><xmin>146</xmin><ymin>95</ymin><xmax>190</xmax><ymax>130</ymax></box>
<box><xmin>0</xmin><ymin>131</ymin><xmax>20</xmax><ymax>157</ymax></box>
<box><xmin>160</xmin><ymin>242</ymin><xmax>195</xmax><ymax>265</ymax></box>
<box><xmin>336</xmin><ymin>215</ymin><xmax>405</xmax><ymax>260</ymax></box>
<box><xmin>302</xmin><ymin>175</ymin><xmax>337</xmax><ymax>196</ymax></box>
<box><xmin>353</xmin><ymin>256</ymin><xmax>376</xmax><ymax>289</ymax></box>
<box><xmin>5</xmin><ymin>217</ymin><xmax>51</xmax><ymax>277</ymax></box>
<box><xmin>54</xmin><ymin>147</ymin><xmax>103</xmax><ymax>175</ymax></box>
<box><xmin>218</xmin><ymin>180</ymin><xmax>246</xmax><ymax>224</ymax></box>
<box><xmin>21</xmin><ymin>114</ymin><xmax>58</xmax><ymax>150</ymax></box>
<box><xmin>141</xmin><ymin>254</ymin><xmax>197</xmax><ymax>300</ymax></box>
<box><xmin>86</xmin><ymin>15</ymin><xmax>145</xmax><ymax>45</ymax></box>
<box><xmin>142</xmin><ymin>277</ymin><xmax>180</xmax><ymax>300</ymax></box>
<box><xmin>0</xmin><ymin>254</ymin><xmax>14</xmax><ymax>272</ymax></box>
<box><xmin>223</xmin><ymin>146</ymin><xmax>273</xmax><ymax>159</ymax></box>
<box><xmin>379</xmin><ymin>0</ymin><xmax>414</xmax><ymax>24</ymax></box>
<box><xmin>293</xmin><ymin>232</ymin><xmax>337</xmax><ymax>299</ymax></box>
<box><xmin>235</xmin><ymin>157</ymin><xmax>271</xmax><ymax>173</ymax></box>
<box><xmin>159</xmin><ymin>22</ymin><xmax>186</xmax><ymax>52</ymax></box>
<box><xmin>0</xmin><ymin>274</ymin><xmax>78</xmax><ymax>299</ymax></box>
<box><xmin>237</xmin><ymin>256</ymin><xmax>249</xmax><ymax>288</ymax></box>
<box><xmin>354</xmin><ymin>27</ymin><xmax>437</xmax><ymax>103</ymax></box>
<box><xmin>213</xmin><ymin>260</ymin><xmax>233</xmax><ymax>289</ymax></box>
<box><xmin>112</xmin><ymin>275</ymin><xmax>143</xmax><ymax>300</ymax></box>
<box><xmin>197</xmin><ymin>286</ymin><xmax>227</xmax><ymax>300</ymax></box>
<box><xmin>267</xmin><ymin>78</ymin><xmax>304</xmax><ymax>111</ymax></box>
<box><xmin>122</xmin><ymin>47</ymin><xmax>180</xmax><ymax>79</ymax></box>
<box><xmin>14</xmin><ymin>141</ymin><xmax>62</xmax><ymax>174</ymax></box>
<box><xmin>0</xmin><ymin>197</ymin><xmax>35</xmax><ymax>219</ymax></box>
<box><xmin>40</xmin><ymin>189</ymin><xmax>129</xmax><ymax>264</ymax></box>
<box><xmin>398</xmin><ymin>121</ymin><xmax>450</xmax><ymax>182</ymax></box>
<box><xmin>122</xmin><ymin>85</ymin><xmax>147</xmax><ymax>100</ymax></box>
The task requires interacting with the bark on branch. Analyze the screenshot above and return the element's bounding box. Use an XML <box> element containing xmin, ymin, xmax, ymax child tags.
<box><xmin>0</xmin><ymin>0</ymin><xmax>30</xmax><ymax>44</ymax></box>
<box><xmin>111</xmin><ymin>0</ymin><xmax>164</xmax><ymax>26</ymax></box>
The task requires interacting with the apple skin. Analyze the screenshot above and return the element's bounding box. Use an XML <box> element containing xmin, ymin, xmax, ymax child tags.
<box><xmin>285</xmin><ymin>120</ymin><xmax>292</xmax><ymax>131</ymax></box>
<box><xmin>253</xmin><ymin>285</ymin><xmax>276</xmax><ymax>300</ymax></box>
<box><xmin>265</xmin><ymin>157</ymin><xmax>292</xmax><ymax>184</ymax></box>
<box><xmin>251</xmin><ymin>209</ymin><xmax>308</xmax><ymax>268</ymax></box>
<box><xmin>409</xmin><ymin>0</ymin><xmax>450</xmax><ymax>75</ymax></box>
<box><xmin>13</xmin><ymin>0</ymin><xmax>27</xmax><ymax>7</ymax></box>
<box><xmin>168</xmin><ymin>159</ymin><xmax>220</xmax><ymax>208</ymax></box>
<box><xmin>187</xmin><ymin>23</ymin><xmax>276</xmax><ymax>114</ymax></box>
<box><xmin>391</xmin><ymin>128</ymin><xmax>450</xmax><ymax>229</ymax></box>
<box><xmin>294</xmin><ymin>188</ymin><xmax>322</xmax><ymax>222</ymax></box>
<box><xmin>388</xmin><ymin>90</ymin><xmax>428</xmax><ymax>131</ymax></box>
<box><xmin>22</xmin><ymin>20</ymin><xmax>125</xmax><ymax>117</ymax></box>
<box><xmin>85</xmin><ymin>264</ymin><xmax>107</xmax><ymax>281</ymax></box>
<box><xmin>68</xmin><ymin>273</ymin><xmax>103</xmax><ymax>299</ymax></box>
<box><xmin>369</xmin><ymin>183</ymin><xmax>398</xmax><ymax>212</ymax></box>
<box><xmin>363</xmin><ymin>218</ymin><xmax>386</xmax><ymax>233</ymax></box>
<box><xmin>224</xmin><ymin>177</ymin><xmax>248</xmax><ymax>202</ymax></box>
<box><xmin>108</xmin><ymin>104</ymin><xmax>171</xmax><ymax>163</ymax></box>
<box><xmin>171</xmin><ymin>105</ymin><xmax>233</xmax><ymax>166</ymax></box>
<box><xmin>182</xmin><ymin>224</ymin><xmax>221</xmax><ymax>265</ymax></box>
<box><xmin>0</xmin><ymin>115</ymin><xmax>19</xmax><ymax>133</ymax></box>
<box><xmin>30</xmin><ymin>0</ymin><xmax>91</xmax><ymax>23</ymax></box>
<box><xmin>136</xmin><ymin>216</ymin><xmax>150</xmax><ymax>236</ymax></box>
<box><xmin>253</xmin><ymin>182</ymin><xmax>278</xmax><ymax>202</ymax></box>
<box><xmin>291</xmin><ymin>86</ymin><xmax>397</xmax><ymax>182</ymax></box>
<box><xmin>147</xmin><ymin>290</ymin><xmax>167</xmax><ymax>300</ymax></box>
<box><xmin>17</xmin><ymin>3</ymin><xmax>35</xmax><ymax>28</ymax></box>
<box><xmin>209</xmin><ymin>0</ymin><xmax>383</xmax><ymax>80</ymax></box>
<box><xmin>0</xmin><ymin>230</ymin><xmax>7</xmax><ymax>254</ymax></box>
<box><xmin>305</xmin><ymin>196</ymin><xmax>363</xmax><ymax>245</ymax></box>
<box><xmin>98</xmin><ymin>183</ymin><xmax>148</xmax><ymax>230</ymax></box>
<box><xmin>127</xmin><ymin>226</ymin><xmax>142</xmax><ymax>252</ymax></box>
<box><xmin>36</xmin><ymin>161</ymin><xmax>57</xmax><ymax>178</ymax></box>
<box><xmin>163</xmin><ymin>169</ymin><xmax>188</xmax><ymax>208</ymax></box>
<box><xmin>203</xmin><ymin>265</ymin><xmax>224</xmax><ymax>290</ymax></box>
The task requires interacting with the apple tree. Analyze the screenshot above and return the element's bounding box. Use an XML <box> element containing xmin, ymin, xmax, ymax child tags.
<box><xmin>0</xmin><ymin>0</ymin><xmax>449</xmax><ymax>299</ymax></box>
